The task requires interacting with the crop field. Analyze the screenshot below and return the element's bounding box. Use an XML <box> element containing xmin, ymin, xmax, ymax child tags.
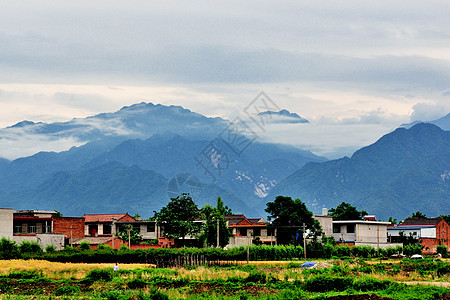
<box><xmin>0</xmin><ymin>258</ymin><xmax>449</xmax><ymax>299</ymax></box>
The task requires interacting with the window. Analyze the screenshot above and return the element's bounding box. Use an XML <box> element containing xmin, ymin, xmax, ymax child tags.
<box><xmin>28</xmin><ymin>223</ymin><xmax>36</xmax><ymax>234</ymax></box>
<box><xmin>333</xmin><ymin>224</ymin><xmax>341</xmax><ymax>233</ymax></box>
<box><xmin>147</xmin><ymin>224</ymin><xmax>155</xmax><ymax>232</ymax></box>
<box><xmin>13</xmin><ymin>226</ymin><xmax>22</xmax><ymax>234</ymax></box>
<box><xmin>347</xmin><ymin>224</ymin><xmax>355</xmax><ymax>233</ymax></box>
<box><xmin>103</xmin><ymin>224</ymin><xmax>112</xmax><ymax>235</ymax></box>
<box><xmin>240</xmin><ymin>229</ymin><xmax>247</xmax><ymax>236</ymax></box>
<box><xmin>253</xmin><ymin>228</ymin><xmax>261</xmax><ymax>236</ymax></box>
<box><xmin>267</xmin><ymin>228</ymin><xmax>275</xmax><ymax>236</ymax></box>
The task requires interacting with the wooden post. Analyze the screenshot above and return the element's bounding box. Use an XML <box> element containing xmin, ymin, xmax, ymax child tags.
<box><xmin>217</xmin><ymin>218</ymin><xmax>220</xmax><ymax>248</ymax></box>
<box><xmin>303</xmin><ymin>223</ymin><xmax>307</xmax><ymax>259</ymax></box>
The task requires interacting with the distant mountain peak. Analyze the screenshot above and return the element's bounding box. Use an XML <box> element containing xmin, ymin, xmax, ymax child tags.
<box><xmin>402</xmin><ymin>112</ymin><xmax>450</xmax><ymax>131</ymax></box>
<box><xmin>257</xmin><ymin>109</ymin><xmax>309</xmax><ymax>124</ymax></box>
<box><xmin>7</xmin><ymin>120</ymin><xmax>44</xmax><ymax>128</ymax></box>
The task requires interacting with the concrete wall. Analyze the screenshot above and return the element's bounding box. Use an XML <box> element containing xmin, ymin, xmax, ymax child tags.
<box><xmin>333</xmin><ymin>222</ymin><xmax>388</xmax><ymax>244</ymax></box>
<box><xmin>227</xmin><ymin>236</ymin><xmax>252</xmax><ymax>248</ymax></box>
<box><xmin>314</xmin><ymin>215</ymin><xmax>333</xmax><ymax>237</ymax></box>
<box><xmin>0</xmin><ymin>208</ymin><xmax>13</xmax><ymax>239</ymax></box>
<box><xmin>12</xmin><ymin>234</ymin><xmax>65</xmax><ymax>251</ymax></box>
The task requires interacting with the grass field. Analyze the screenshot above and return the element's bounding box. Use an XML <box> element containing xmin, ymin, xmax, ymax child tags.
<box><xmin>0</xmin><ymin>258</ymin><xmax>449</xmax><ymax>299</ymax></box>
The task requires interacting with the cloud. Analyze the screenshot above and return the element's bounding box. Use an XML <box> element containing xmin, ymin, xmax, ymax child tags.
<box><xmin>410</xmin><ymin>102</ymin><xmax>450</xmax><ymax>122</ymax></box>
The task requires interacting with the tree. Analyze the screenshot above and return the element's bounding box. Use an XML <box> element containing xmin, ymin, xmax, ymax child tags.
<box><xmin>328</xmin><ymin>202</ymin><xmax>367</xmax><ymax>220</ymax></box>
<box><xmin>388</xmin><ymin>216</ymin><xmax>398</xmax><ymax>225</ymax></box>
<box><xmin>116</xmin><ymin>224</ymin><xmax>143</xmax><ymax>245</ymax></box>
<box><xmin>410</xmin><ymin>211</ymin><xmax>427</xmax><ymax>219</ymax></box>
<box><xmin>439</xmin><ymin>215</ymin><xmax>450</xmax><ymax>224</ymax></box>
<box><xmin>199</xmin><ymin>197</ymin><xmax>232</xmax><ymax>248</ymax></box>
<box><xmin>157</xmin><ymin>193</ymin><xmax>201</xmax><ymax>240</ymax></box>
<box><xmin>265</xmin><ymin>196</ymin><xmax>322</xmax><ymax>245</ymax></box>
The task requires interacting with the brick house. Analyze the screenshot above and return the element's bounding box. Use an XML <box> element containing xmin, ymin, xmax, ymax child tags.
<box><xmin>388</xmin><ymin>217</ymin><xmax>450</xmax><ymax>254</ymax></box>
<box><xmin>83</xmin><ymin>213</ymin><xmax>136</xmax><ymax>237</ymax></box>
<box><xmin>225</xmin><ymin>214</ymin><xmax>276</xmax><ymax>247</ymax></box>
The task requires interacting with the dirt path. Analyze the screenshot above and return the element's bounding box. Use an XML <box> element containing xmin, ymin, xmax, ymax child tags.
<box><xmin>402</xmin><ymin>281</ymin><xmax>450</xmax><ymax>287</ymax></box>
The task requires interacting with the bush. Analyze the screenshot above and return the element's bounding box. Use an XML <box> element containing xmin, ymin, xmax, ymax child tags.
<box><xmin>85</xmin><ymin>268</ymin><xmax>113</xmax><ymax>282</ymax></box>
<box><xmin>353</xmin><ymin>277</ymin><xmax>392</xmax><ymax>291</ymax></box>
<box><xmin>436</xmin><ymin>245</ymin><xmax>448</xmax><ymax>258</ymax></box>
<box><xmin>245</xmin><ymin>270</ymin><xmax>266</xmax><ymax>283</ymax></box>
<box><xmin>128</xmin><ymin>278</ymin><xmax>148</xmax><ymax>289</ymax></box>
<box><xmin>45</xmin><ymin>244</ymin><xmax>56</xmax><ymax>252</ymax></box>
<box><xmin>79</xmin><ymin>241</ymin><xmax>91</xmax><ymax>250</ymax></box>
<box><xmin>97</xmin><ymin>244</ymin><xmax>112</xmax><ymax>250</ymax></box>
<box><xmin>305</xmin><ymin>275</ymin><xmax>353</xmax><ymax>292</ymax></box>
<box><xmin>19</xmin><ymin>241</ymin><xmax>42</xmax><ymax>253</ymax></box>
<box><xmin>54</xmin><ymin>286</ymin><xmax>80</xmax><ymax>296</ymax></box>
<box><xmin>0</xmin><ymin>238</ymin><xmax>20</xmax><ymax>259</ymax></box>
<box><xmin>7</xmin><ymin>270</ymin><xmax>40</xmax><ymax>279</ymax></box>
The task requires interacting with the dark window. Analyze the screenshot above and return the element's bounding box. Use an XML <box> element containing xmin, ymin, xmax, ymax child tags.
<box><xmin>240</xmin><ymin>229</ymin><xmax>247</xmax><ymax>236</ymax></box>
<box><xmin>103</xmin><ymin>224</ymin><xmax>112</xmax><ymax>235</ymax></box>
<box><xmin>28</xmin><ymin>223</ymin><xmax>36</xmax><ymax>234</ymax></box>
<box><xmin>147</xmin><ymin>224</ymin><xmax>155</xmax><ymax>232</ymax></box>
<box><xmin>253</xmin><ymin>228</ymin><xmax>261</xmax><ymax>236</ymax></box>
<box><xmin>13</xmin><ymin>225</ymin><xmax>22</xmax><ymax>234</ymax></box>
<box><xmin>333</xmin><ymin>224</ymin><xmax>341</xmax><ymax>233</ymax></box>
<box><xmin>347</xmin><ymin>224</ymin><xmax>355</xmax><ymax>233</ymax></box>
<box><xmin>267</xmin><ymin>228</ymin><xmax>275</xmax><ymax>236</ymax></box>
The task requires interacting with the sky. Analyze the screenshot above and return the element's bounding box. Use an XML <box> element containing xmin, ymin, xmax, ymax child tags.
<box><xmin>1</xmin><ymin>1</ymin><xmax>450</xmax><ymax>158</ymax></box>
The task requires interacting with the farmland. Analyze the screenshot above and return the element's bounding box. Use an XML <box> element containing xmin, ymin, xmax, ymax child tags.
<box><xmin>0</xmin><ymin>258</ymin><xmax>449</xmax><ymax>299</ymax></box>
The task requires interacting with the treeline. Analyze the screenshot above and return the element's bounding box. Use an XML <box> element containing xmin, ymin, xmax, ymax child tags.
<box><xmin>1</xmin><ymin>237</ymin><xmax>434</xmax><ymax>266</ymax></box>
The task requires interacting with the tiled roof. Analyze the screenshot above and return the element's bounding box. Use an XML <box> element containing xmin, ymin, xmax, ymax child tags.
<box><xmin>399</xmin><ymin>218</ymin><xmax>443</xmax><ymax>227</ymax></box>
<box><xmin>83</xmin><ymin>213</ymin><xmax>132</xmax><ymax>223</ymax></box>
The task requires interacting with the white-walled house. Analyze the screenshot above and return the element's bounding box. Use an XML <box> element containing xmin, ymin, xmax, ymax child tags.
<box><xmin>332</xmin><ymin>220</ymin><xmax>393</xmax><ymax>248</ymax></box>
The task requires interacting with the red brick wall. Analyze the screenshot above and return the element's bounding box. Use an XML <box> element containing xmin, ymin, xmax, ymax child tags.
<box><xmin>53</xmin><ymin>217</ymin><xmax>85</xmax><ymax>239</ymax></box>
<box><xmin>420</xmin><ymin>220</ymin><xmax>450</xmax><ymax>254</ymax></box>
<box><xmin>118</xmin><ymin>214</ymin><xmax>136</xmax><ymax>222</ymax></box>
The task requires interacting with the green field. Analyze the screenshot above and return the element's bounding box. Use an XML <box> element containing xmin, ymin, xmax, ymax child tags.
<box><xmin>0</xmin><ymin>258</ymin><xmax>449</xmax><ymax>299</ymax></box>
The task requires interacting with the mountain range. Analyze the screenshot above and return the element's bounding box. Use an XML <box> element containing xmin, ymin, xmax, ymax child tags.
<box><xmin>268</xmin><ymin>123</ymin><xmax>450</xmax><ymax>220</ymax></box>
<box><xmin>0</xmin><ymin>102</ymin><xmax>448</xmax><ymax>220</ymax></box>
<box><xmin>0</xmin><ymin>103</ymin><xmax>325</xmax><ymax>217</ymax></box>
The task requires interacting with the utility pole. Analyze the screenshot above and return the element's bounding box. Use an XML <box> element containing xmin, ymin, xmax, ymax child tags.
<box><xmin>70</xmin><ymin>226</ymin><xmax>73</xmax><ymax>247</ymax></box>
<box><xmin>127</xmin><ymin>225</ymin><xmax>131</xmax><ymax>248</ymax></box>
<box><xmin>216</xmin><ymin>218</ymin><xmax>220</xmax><ymax>248</ymax></box>
<box><xmin>112</xmin><ymin>218</ymin><xmax>116</xmax><ymax>249</ymax></box>
<box><xmin>247</xmin><ymin>235</ymin><xmax>250</xmax><ymax>264</ymax></box>
<box><xmin>303</xmin><ymin>223</ymin><xmax>307</xmax><ymax>259</ymax></box>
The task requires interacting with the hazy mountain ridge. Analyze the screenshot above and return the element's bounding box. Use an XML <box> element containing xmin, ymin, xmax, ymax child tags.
<box><xmin>0</xmin><ymin>103</ymin><xmax>325</xmax><ymax>217</ymax></box>
<box><xmin>267</xmin><ymin>123</ymin><xmax>450</xmax><ymax>220</ymax></box>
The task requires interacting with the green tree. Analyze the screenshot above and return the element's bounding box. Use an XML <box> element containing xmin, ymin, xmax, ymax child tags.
<box><xmin>0</xmin><ymin>238</ymin><xmax>19</xmax><ymax>259</ymax></box>
<box><xmin>388</xmin><ymin>216</ymin><xmax>398</xmax><ymax>225</ymax></box>
<box><xmin>439</xmin><ymin>215</ymin><xmax>450</xmax><ymax>224</ymax></box>
<box><xmin>157</xmin><ymin>193</ymin><xmax>201</xmax><ymax>240</ymax></box>
<box><xmin>116</xmin><ymin>224</ymin><xmax>143</xmax><ymax>245</ymax></box>
<box><xmin>199</xmin><ymin>197</ymin><xmax>232</xmax><ymax>248</ymax></box>
<box><xmin>410</xmin><ymin>211</ymin><xmax>427</xmax><ymax>219</ymax></box>
<box><xmin>265</xmin><ymin>196</ymin><xmax>322</xmax><ymax>245</ymax></box>
<box><xmin>329</xmin><ymin>202</ymin><xmax>367</xmax><ymax>220</ymax></box>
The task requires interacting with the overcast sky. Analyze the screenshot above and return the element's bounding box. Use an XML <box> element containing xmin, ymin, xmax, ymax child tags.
<box><xmin>1</xmin><ymin>1</ymin><xmax>450</xmax><ymax>158</ymax></box>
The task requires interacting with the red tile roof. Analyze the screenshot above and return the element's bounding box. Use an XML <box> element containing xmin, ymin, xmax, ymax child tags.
<box><xmin>83</xmin><ymin>213</ymin><xmax>134</xmax><ymax>223</ymax></box>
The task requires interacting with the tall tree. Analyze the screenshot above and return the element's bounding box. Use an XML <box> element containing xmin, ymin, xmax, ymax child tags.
<box><xmin>199</xmin><ymin>199</ymin><xmax>231</xmax><ymax>248</ymax></box>
<box><xmin>329</xmin><ymin>202</ymin><xmax>367</xmax><ymax>220</ymax></box>
<box><xmin>265</xmin><ymin>196</ymin><xmax>321</xmax><ymax>245</ymax></box>
<box><xmin>410</xmin><ymin>211</ymin><xmax>427</xmax><ymax>219</ymax></box>
<box><xmin>157</xmin><ymin>193</ymin><xmax>201</xmax><ymax>240</ymax></box>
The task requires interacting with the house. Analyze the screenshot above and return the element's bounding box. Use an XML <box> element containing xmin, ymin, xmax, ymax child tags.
<box><xmin>83</xmin><ymin>213</ymin><xmax>136</xmax><ymax>237</ymax></box>
<box><xmin>7</xmin><ymin>209</ymin><xmax>65</xmax><ymax>250</ymax></box>
<box><xmin>225</xmin><ymin>214</ymin><xmax>276</xmax><ymax>247</ymax></box>
<box><xmin>313</xmin><ymin>214</ymin><xmax>333</xmax><ymax>237</ymax></box>
<box><xmin>52</xmin><ymin>217</ymin><xmax>85</xmax><ymax>245</ymax></box>
<box><xmin>387</xmin><ymin>217</ymin><xmax>450</xmax><ymax>254</ymax></box>
<box><xmin>332</xmin><ymin>219</ymin><xmax>393</xmax><ymax>249</ymax></box>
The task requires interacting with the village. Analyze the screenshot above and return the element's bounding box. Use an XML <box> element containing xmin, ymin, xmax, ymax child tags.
<box><xmin>1</xmin><ymin>205</ymin><xmax>449</xmax><ymax>256</ymax></box>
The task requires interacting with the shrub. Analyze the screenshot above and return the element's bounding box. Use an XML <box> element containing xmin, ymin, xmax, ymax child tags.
<box><xmin>97</xmin><ymin>244</ymin><xmax>112</xmax><ymax>250</ymax></box>
<box><xmin>54</xmin><ymin>286</ymin><xmax>80</xmax><ymax>296</ymax></box>
<box><xmin>19</xmin><ymin>241</ymin><xmax>42</xmax><ymax>253</ymax></box>
<box><xmin>7</xmin><ymin>270</ymin><xmax>40</xmax><ymax>279</ymax></box>
<box><xmin>128</xmin><ymin>278</ymin><xmax>148</xmax><ymax>289</ymax></box>
<box><xmin>85</xmin><ymin>268</ymin><xmax>113</xmax><ymax>282</ymax></box>
<box><xmin>45</xmin><ymin>244</ymin><xmax>56</xmax><ymax>252</ymax></box>
<box><xmin>245</xmin><ymin>270</ymin><xmax>266</xmax><ymax>283</ymax></box>
<box><xmin>305</xmin><ymin>275</ymin><xmax>353</xmax><ymax>292</ymax></box>
<box><xmin>436</xmin><ymin>245</ymin><xmax>448</xmax><ymax>258</ymax></box>
<box><xmin>353</xmin><ymin>277</ymin><xmax>392</xmax><ymax>291</ymax></box>
<box><xmin>0</xmin><ymin>238</ymin><xmax>20</xmax><ymax>259</ymax></box>
<box><xmin>79</xmin><ymin>241</ymin><xmax>91</xmax><ymax>250</ymax></box>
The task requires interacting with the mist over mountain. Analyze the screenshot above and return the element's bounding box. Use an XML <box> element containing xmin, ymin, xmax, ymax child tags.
<box><xmin>0</xmin><ymin>102</ymin><xmax>325</xmax><ymax>217</ymax></box>
<box><xmin>402</xmin><ymin>113</ymin><xmax>450</xmax><ymax>131</ymax></box>
<box><xmin>267</xmin><ymin>123</ymin><xmax>450</xmax><ymax>220</ymax></box>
